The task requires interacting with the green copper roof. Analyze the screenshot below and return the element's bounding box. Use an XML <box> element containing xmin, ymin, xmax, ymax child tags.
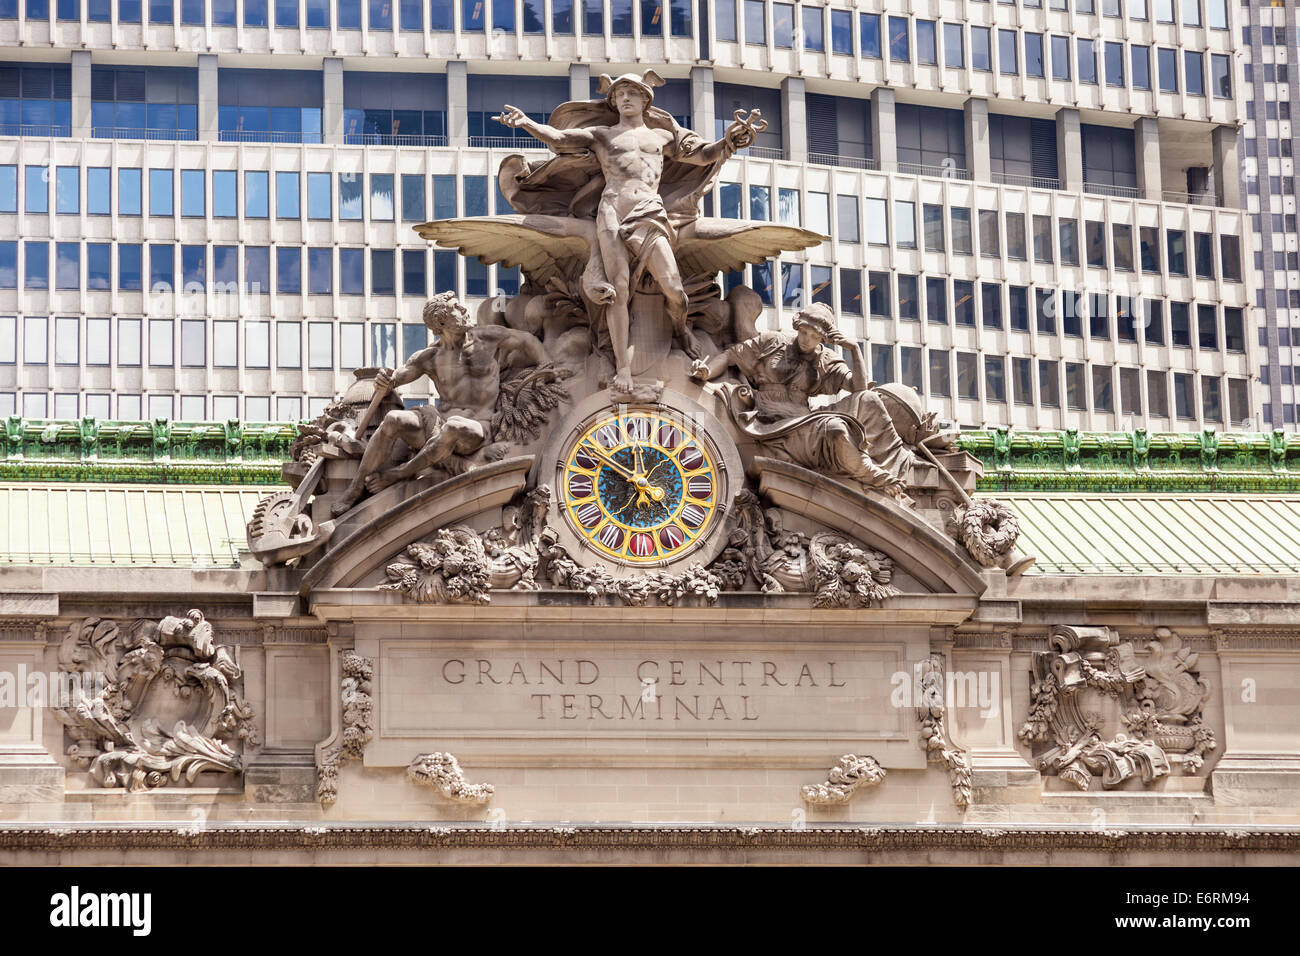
<box><xmin>0</xmin><ymin>483</ymin><xmax>268</xmax><ymax>567</ymax></box>
<box><xmin>993</xmin><ymin>492</ymin><xmax>1300</xmax><ymax>575</ymax></box>
<box><xmin>960</xmin><ymin>428</ymin><xmax>1300</xmax><ymax>493</ymax></box>
<box><xmin>0</xmin><ymin>418</ymin><xmax>294</xmax><ymax>484</ymax></box>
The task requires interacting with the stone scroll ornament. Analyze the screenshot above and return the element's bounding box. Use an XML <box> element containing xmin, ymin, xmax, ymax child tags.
<box><xmin>316</xmin><ymin>650</ymin><xmax>374</xmax><ymax>807</ymax></box>
<box><xmin>406</xmin><ymin>753</ymin><xmax>495</xmax><ymax>805</ymax></box>
<box><xmin>801</xmin><ymin>754</ymin><xmax>887</xmax><ymax>805</ymax></box>
<box><xmin>53</xmin><ymin>611</ymin><xmax>258</xmax><ymax>793</ymax></box>
<box><xmin>1019</xmin><ymin>625</ymin><xmax>1217</xmax><ymax>790</ymax></box>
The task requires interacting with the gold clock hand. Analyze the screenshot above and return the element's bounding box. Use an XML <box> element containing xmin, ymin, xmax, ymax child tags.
<box><xmin>581</xmin><ymin>441</ymin><xmax>636</xmax><ymax>480</ymax></box>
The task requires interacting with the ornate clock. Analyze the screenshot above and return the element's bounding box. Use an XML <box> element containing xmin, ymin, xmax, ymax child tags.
<box><xmin>553</xmin><ymin>402</ymin><xmax>739</xmax><ymax>568</ymax></box>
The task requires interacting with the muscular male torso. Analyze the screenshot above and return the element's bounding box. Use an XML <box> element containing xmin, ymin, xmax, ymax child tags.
<box><xmin>592</xmin><ymin>125</ymin><xmax>674</xmax><ymax>223</ymax></box>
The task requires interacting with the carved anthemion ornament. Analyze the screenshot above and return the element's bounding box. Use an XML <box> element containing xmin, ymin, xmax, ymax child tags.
<box><xmin>1020</xmin><ymin>625</ymin><xmax>1216</xmax><ymax>790</ymax></box>
<box><xmin>53</xmin><ymin>611</ymin><xmax>258</xmax><ymax>792</ymax></box>
<box><xmin>917</xmin><ymin>656</ymin><xmax>973</xmax><ymax>808</ymax></box>
<box><xmin>801</xmin><ymin>754</ymin><xmax>887</xmax><ymax>805</ymax></box>
<box><xmin>317</xmin><ymin>651</ymin><xmax>374</xmax><ymax>807</ymax></box>
<box><xmin>406</xmin><ymin>753</ymin><xmax>495</xmax><ymax>805</ymax></box>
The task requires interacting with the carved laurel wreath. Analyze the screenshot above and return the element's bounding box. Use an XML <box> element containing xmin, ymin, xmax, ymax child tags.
<box><xmin>958</xmin><ymin>500</ymin><xmax>1020</xmax><ymax>567</ymax></box>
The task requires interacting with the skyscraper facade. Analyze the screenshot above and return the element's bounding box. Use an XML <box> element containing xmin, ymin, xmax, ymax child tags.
<box><xmin>1241</xmin><ymin>0</ymin><xmax>1297</xmax><ymax>430</ymax></box>
<box><xmin>0</xmin><ymin>0</ymin><xmax>1253</xmax><ymax>431</ymax></box>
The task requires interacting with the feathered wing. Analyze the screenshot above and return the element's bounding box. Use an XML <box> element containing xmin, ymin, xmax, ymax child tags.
<box><xmin>672</xmin><ymin>219</ymin><xmax>828</xmax><ymax>278</ymax></box>
<box><xmin>414</xmin><ymin>215</ymin><xmax>594</xmax><ymax>285</ymax></box>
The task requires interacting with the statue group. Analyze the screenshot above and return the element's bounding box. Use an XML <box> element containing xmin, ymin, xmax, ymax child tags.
<box><xmin>251</xmin><ymin>71</ymin><xmax>1031</xmax><ymax>589</ymax></box>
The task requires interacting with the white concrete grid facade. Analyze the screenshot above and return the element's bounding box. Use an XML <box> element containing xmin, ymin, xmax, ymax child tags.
<box><xmin>0</xmin><ymin>0</ymin><xmax>1258</xmax><ymax>431</ymax></box>
<box><xmin>1239</xmin><ymin>0</ymin><xmax>1299</xmax><ymax>430</ymax></box>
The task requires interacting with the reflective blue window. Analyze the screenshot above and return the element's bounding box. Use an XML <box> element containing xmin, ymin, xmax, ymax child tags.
<box><xmin>0</xmin><ymin>242</ymin><xmax>15</xmax><ymax>289</ymax></box>
<box><xmin>244</xmin><ymin>0</ymin><xmax>266</xmax><ymax>25</ymax></box>
<box><xmin>244</xmin><ymin>246</ymin><xmax>270</xmax><ymax>293</ymax></box>
<box><xmin>56</xmin><ymin>167</ymin><xmax>78</xmax><ymax>214</ymax></box>
<box><xmin>582</xmin><ymin>0</ymin><xmax>600</xmax><ymax>34</ymax></box>
<box><xmin>87</xmin><ymin>168</ymin><xmax>110</xmax><ymax>214</ymax></box>
<box><xmin>338</xmin><ymin>0</ymin><xmax>360</xmax><ymax>28</ymax></box>
<box><xmin>401</xmin><ymin>174</ymin><xmax>425</xmax><ymax>222</ymax></box>
<box><xmin>181</xmin><ymin>245</ymin><xmax>205</xmax><ymax>291</ymax></box>
<box><xmin>888</xmin><ymin>16</ymin><xmax>909</xmax><ymax>62</ymax></box>
<box><xmin>368</xmin><ymin>0</ymin><xmax>389</xmax><ymax>29</ymax></box>
<box><xmin>212</xmin><ymin>0</ymin><xmax>235</xmax><ymax>24</ymax></box>
<box><xmin>433</xmin><ymin>250</ymin><xmax>456</xmax><ymax>295</ymax></box>
<box><xmin>521</xmin><ymin>0</ymin><xmax>542</xmax><ymax>32</ymax></box>
<box><xmin>308</xmin><ymin>247</ymin><xmax>332</xmax><ymax>294</ymax></box>
<box><xmin>212</xmin><ymin>246</ymin><xmax>238</xmax><ymax>289</ymax></box>
<box><xmin>277</xmin><ymin>247</ymin><xmax>302</xmax><ymax>294</ymax></box>
<box><xmin>149</xmin><ymin>169</ymin><xmax>174</xmax><ymax>217</ymax></box>
<box><xmin>119</xmin><ymin>244</ymin><xmax>142</xmax><ymax>291</ymax></box>
<box><xmin>150</xmin><ymin>243</ymin><xmax>175</xmax><ymax>292</ymax></box>
<box><xmin>119</xmin><ymin>168</ymin><xmax>142</xmax><ymax>216</ymax></box>
<box><xmin>181</xmin><ymin>170</ymin><xmax>205</xmax><ymax>217</ymax></box>
<box><xmin>0</xmin><ymin>166</ymin><xmax>13</xmax><ymax>213</ymax></box>
<box><xmin>669</xmin><ymin>0</ymin><xmax>689</xmax><ymax>36</ymax></box>
<box><xmin>306</xmin><ymin>0</ymin><xmax>328</xmax><ymax>25</ymax></box>
<box><xmin>56</xmin><ymin>242</ymin><xmax>79</xmax><ymax>290</ymax></box>
<box><xmin>27</xmin><ymin>0</ymin><xmax>48</xmax><ymax>17</ymax></box>
<box><xmin>88</xmin><ymin>0</ymin><xmax>110</xmax><ymax>19</ymax></box>
<box><xmin>399</xmin><ymin>0</ymin><xmax>420</xmax><ymax>29</ymax></box>
<box><xmin>429</xmin><ymin>0</ymin><xmax>451</xmax><ymax>30</ymax></box>
<box><xmin>433</xmin><ymin>175</ymin><xmax>456</xmax><ymax>218</ymax></box>
<box><xmin>860</xmin><ymin>13</ymin><xmax>881</xmax><ymax>58</ymax></box>
<box><xmin>308</xmin><ymin>173</ymin><xmax>332</xmax><ymax>219</ymax></box>
<box><xmin>402</xmin><ymin>250</ymin><xmax>426</xmax><ymax>296</ymax></box>
<box><xmin>58</xmin><ymin>0</ymin><xmax>79</xmax><ymax>20</ymax></box>
<box><xmin>245</xmin><ymin>171</ymin><xmax>269</xmax><ymax>218</ymax></box>
<box><xmin>148</xmin><ymin>0</ymin><xmax>170</xmax><ymax>21</ymax></box>
<box><xmin>180</xmin><ymin>0</ymin><xmax>202</xmax><ymax>22</ymax></box>
<box><xmin>370</xmin><ymin>174</ymin><xmax>394</xmax><ymax>221</ymax></box>
<box><xmin>118</xmin><ymin>0</ymin><xmax>141</xmax><ymax>21</ymax></box>
<box><xmin>25</xmin><ymin>166</ymin><xmax>48</xmax><ymax>215</ymax></box>
<box><xmin>465</xmin><ymin>258</ymin><xmax>488</xmax><ymax>297</ymax></box>
<box><xmin>339</xmin><ymin>248</ymin><xmax>364</xmax><ymax>294</ymax></box>
<box><xmin>371</xmin><ymin>250</ymin><xmax>395</xmax><ymax>295</ymax></box>
<box><xmin>493</xmin><ymin>0</ymin><xmax>513</xmax><ymax>29</ymax></box>
<box><xmin>276</xmin><ymin>172</ymin><xmax>300</xmax><ymax>220</ymax></box>
<box><xmin>773</xmin><ymin>2</ymin><xmax>793</xmax><ymax>47</ymax></box>
<box><xmin>274</xmin><ymin>0</ymin><xmax>297</xmax><ymax>24</ymax></box>
<box><xmin>462</xmin><ymin>0</ymin><xmax>483</xmax><ymax>30</ymax></box>
<box><xmin>463</xmin><ymin>175</ymin><xmax>488</xmax><ymax>217</ymax></box>
<box><xmin>87</xmin><ymin>243</ymin><xmax>111</xmax><ymax>289</ymax></box>
<box><xmin>339</xmin><ymin>173</ymin><xmax>363</xmax><ymax>220</ymax></box>
<box><xmin>213</xmin><ymin>170</ymin><xmax>237</xmax><ymax>218</ymax></box>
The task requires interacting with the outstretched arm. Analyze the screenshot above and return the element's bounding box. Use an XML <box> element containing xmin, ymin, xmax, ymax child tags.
<box><xmin>497</xmin><ymin>105</ymin><xmax>595</xmax><ymax>152</ymax></box>
<box><xmin>674</xmin><ymin>110</ymin><xmax>765</xmax><ymax>166</ymax></box>
<box><xmin>689</xmin><ymin>349</ymin><xmax>736</xmax><ymax>382</ymax></box>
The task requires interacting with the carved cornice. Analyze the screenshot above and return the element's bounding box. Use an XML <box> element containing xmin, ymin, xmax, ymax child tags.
<box><xmin>1214</xmin><ymin>630</ymin><xmax>1300</xmax><ymax>651</ymax></box>
<box><xmin>0</xmin><ymin>825</ymin><xmax>1295</xmax><ymax>854</ymax></box>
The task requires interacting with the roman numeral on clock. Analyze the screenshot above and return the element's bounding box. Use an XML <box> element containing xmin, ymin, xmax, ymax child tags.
<box><xmin>658</xmin><ymin>525</ymin><xmax>686</xmax><ymax>550</ymax></box>
<box><xmin>687</xmin><ymin>475</ymin><xmax>713</xmax><ymax>499</ymax></box>
<box><xmin>629</xmin><ymin>532</ymin><xmax>655</xmax><ymax>557</ymax></box>
<box><xmin>595</xmin><ymin>424</ymin><xmax>621</xmax><ymax>448</ymax></box>
<box><xmin>568</xmin><ymin>474</ymin><xmax>593</xmax><ymax>499</ymax></box>
<box><xmin>597</xmin><ymin>523</ymin><xmax>625</xmax><ymax>550</ymax></box>
<box><xmin>575</xmin><ymin>502</ymin><xmax>602</xmax><ymax>527</ymax></box>
<box><xmin>680</xmin><ymin>504</ymin><xmax>707</xmax><ymax>529</ymax></box>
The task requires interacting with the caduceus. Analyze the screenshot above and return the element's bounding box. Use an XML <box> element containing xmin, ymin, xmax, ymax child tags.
<box><xmin>726</xmin><ymin>108</ymin><xmax>769</xmax><ymax>152</ymax></box>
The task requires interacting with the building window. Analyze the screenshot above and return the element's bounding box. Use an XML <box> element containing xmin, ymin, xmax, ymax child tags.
<box><xmin>1051</xmin><ymin>35</ymin><xmax>1070</xmax><ymax>81</ymax></box>
<box><xmin>859</xmin><ymin>12</ymin><xmax>880</xmax><ymax>58</ymax></box>
<box><xmin>979</xmin><ymin>210</ymin><xmax>999</xmax><ymax>258</ymax></box>
<box><xmin>1077</xmin><ymin>39</ymin><xmax>1097</xmax><ymax>85</ymax></box>
<box><xmin>1173</xmin><ymin>372</ymin><xmax>1195</xmax><ymax>421</ymax></box>
<box><xmin>972</xmin><ymin>27</ymin><xmax>991</xmax><ymax>72</ymax></box>
<box><xmin>944</xmin><ymin>23</ymin><xmax>963</xmax><ymax>69</ymax></box>
<box><xmin>1025</xmin><ymin>33</ymin><xmax>1044</xmax><ymax>78</ymax></box>
<box><xmin>998</xmin><ymin>30</ymin><xmax>1017</xmax><ymax>75</ymax></box>
<box><xmin>1158</xmin><ymin>48</ymin><xmax>1178</xmax><ymax>92</ymax></box>
<box><xmin>276</xmin><ymin>172</ymin><xmax>300</xmax><ymax>220</ymax></box>
<box><xmin>915</xmin><ymin>19</ymin><xmax>937</xmax><ymax>65</ymax></box>
<box><xmin>888</xmin><ymin>16</ymin><xmax>909</xmax><ymax>62</ymax></box>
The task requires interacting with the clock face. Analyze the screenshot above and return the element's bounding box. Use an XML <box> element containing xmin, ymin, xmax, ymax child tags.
<box><xmin>560</xmin><ymin>407</ymin><xmax>722</xmax><ymax>565</ymax></box>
